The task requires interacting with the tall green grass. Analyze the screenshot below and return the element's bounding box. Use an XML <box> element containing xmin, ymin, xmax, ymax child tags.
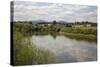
<box><xmin>13</xmin><ymin>42</ymin><xmax>55</xmax><ymax>65</ymax></box>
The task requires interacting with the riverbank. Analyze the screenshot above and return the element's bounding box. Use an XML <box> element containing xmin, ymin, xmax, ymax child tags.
<box><xmin>59</xmin><ymin>32</ymin><xmax>97</xmax><ymax>42</ymax></box>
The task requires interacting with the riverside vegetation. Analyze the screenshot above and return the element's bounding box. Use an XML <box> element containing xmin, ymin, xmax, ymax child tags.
<box><xmin>13</xmin><ymin>21</ymin><xmax>97</xmax><ymax>65</ymax></box>
<box><xmin>13</xmin><ymin>22</ymin><xmax>55</xmax><ymax>66</ymax></box>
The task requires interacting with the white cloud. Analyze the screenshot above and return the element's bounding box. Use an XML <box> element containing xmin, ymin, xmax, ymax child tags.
<box><xmin>13</xmin><ymin>1</ymin><xmax>97</xmax><ymax>22</ymax></box>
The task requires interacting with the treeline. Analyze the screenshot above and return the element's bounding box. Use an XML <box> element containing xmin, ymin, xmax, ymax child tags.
<box><xmin>13</xmin><ymin>21</ymin><xmax>60</xmax><ymax>35</ymax></box>
<box><xmin>13</xmin><ymin>21</ymin><xmax>97</xmax><ymax>36</ymax></box>
<box><xmin>13</xmin><ymin>22</ymin><xmax>33</xmax><ymax>36</ymax></box>
<box><xmin>36</xmin><ymin>21</ymin><xmax>97</xmax><ymax>27</ymax></box>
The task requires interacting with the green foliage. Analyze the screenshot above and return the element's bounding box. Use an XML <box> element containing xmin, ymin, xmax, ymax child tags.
<box><xmin>13</xmin><ymin>22</ymin><xmax>33</xmax><ymax>36</ymax></box>
<box><xmin>13</xmin><ymin>22</ymin><xmax>55</xmax><ymax>66</ymax></box>
<box><xmin>61</xmin><ymin>26</ymin><xmax>97</xmax><ymax>35</ymax></box>
<box><xmin>13</xmin><ymin>43</ymin><xmax>55</xmax><ymax>65</ymax></box>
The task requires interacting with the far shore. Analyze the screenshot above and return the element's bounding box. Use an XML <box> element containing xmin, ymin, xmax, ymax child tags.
<box><xmin>59</xmin><ymin>32</ymin><xmax>97</xmax><ymax>42</ymax></box>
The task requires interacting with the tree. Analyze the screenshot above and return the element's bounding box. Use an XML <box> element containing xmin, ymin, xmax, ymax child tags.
<box><xmin>53</xmin><ymin>20</ymin><xmax>57</xmax><ymax>25</ymax></box>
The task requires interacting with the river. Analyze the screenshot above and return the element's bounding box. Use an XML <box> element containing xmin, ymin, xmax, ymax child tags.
<box><xmin>24</xmin><ymin>35</ymin><xmax>97</xmax><ymax>63</ymax></box>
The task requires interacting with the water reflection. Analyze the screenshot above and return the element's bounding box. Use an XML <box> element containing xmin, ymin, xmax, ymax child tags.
<box><xmin>28</xmin><ymin>35</ymin><xmax>97</xmax><ymax>63</ymax></box>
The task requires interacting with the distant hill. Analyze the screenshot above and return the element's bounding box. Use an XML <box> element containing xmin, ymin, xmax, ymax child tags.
<box><xmin>32</xmin><ymin>20</ymin><xmax>69</xmax><ymax>24</ymax></box>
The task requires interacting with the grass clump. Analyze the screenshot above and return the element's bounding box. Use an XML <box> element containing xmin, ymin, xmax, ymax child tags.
<box><xmin>13</xmin><ymin>43</ymin><xmax>55</xmax><ymax>66</ymax></box>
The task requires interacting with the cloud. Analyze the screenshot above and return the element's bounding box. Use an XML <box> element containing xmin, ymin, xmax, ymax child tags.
<box><xmin>13</xmin><ymin>1</ymin><xmax>97</xmax><ymax>22</ymax></box>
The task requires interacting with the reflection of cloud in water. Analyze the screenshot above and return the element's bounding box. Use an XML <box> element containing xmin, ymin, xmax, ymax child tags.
<box><xmin>31</xmin><ymin>35</ymin><xmax>97</xmax><ymax>62</ymax></box>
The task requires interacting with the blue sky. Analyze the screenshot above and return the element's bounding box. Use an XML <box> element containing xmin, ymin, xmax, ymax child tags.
<box><xmin>14</xmin><ymin>1</ymin><xmax>97</xmax><ymax>22</ymax></box>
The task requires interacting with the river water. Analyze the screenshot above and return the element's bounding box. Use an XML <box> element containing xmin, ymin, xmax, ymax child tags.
<box><xmin>27</xmin><ymin>35</ymin><xmax>97</xmax><ymax>63</ymax></box>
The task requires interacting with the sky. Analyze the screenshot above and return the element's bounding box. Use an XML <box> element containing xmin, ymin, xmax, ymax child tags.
<box><xmin>13</xmin><ymin>1</ymin><xmax>97</xmax><ymax>22</ymax></box>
